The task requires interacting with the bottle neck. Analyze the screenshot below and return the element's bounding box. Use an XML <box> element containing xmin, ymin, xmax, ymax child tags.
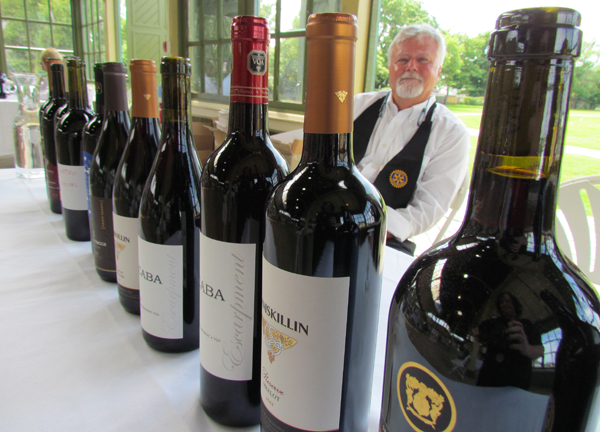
<box><xmin>459</xmin><ymin>57</ymin><xmax>574</xmax><ymax>247</ymax></box>
<box><xmin>227</xmin><ymin>102</ymin><xmax>268</xmax><ymax>139</ymax></box>
<box><xmin>301</xmin><ymin>132</ymin><xmax>351</xmax><ymax>167</ymax></box>
<box><xmin>67</xmin><ymin>66</ymin><xmax>88</xmax><ymax>109</ymax></box>
<box><xmin>161</xmin><ymin>73</ymin><xmax>191</xmax><ymax>146</ymax></box>
<box><xmin>51</xmin><ymin>69</ymin><xmax>66</xmax><ymax>101</ymax></box>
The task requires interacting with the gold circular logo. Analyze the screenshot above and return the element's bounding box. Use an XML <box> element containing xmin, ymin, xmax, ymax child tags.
<box><xmin>397</xmin><ymin>362</ymin><xmax>457</xmax><ymax>432</ymax></box>
<box><xmin>389</xmin><ymin>170</ymin><xmax>408</xmax><ymax>188</ymax></box>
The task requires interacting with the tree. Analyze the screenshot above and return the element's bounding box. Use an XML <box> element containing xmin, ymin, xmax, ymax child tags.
<box><xmin>375</xmin><ymin>0</ymin><xmax>437</xmax><ymax>89</ymax></box>
<box><xmin>439</xmin><ymin>33</ymin><xmax>464</xmax><ymax>103</ymax></box>
<box><xmin>571</xmin><ymin>41</ymin><xmax>600</xmax><ymax>110</ymax></box>
<box><xmin>457</xmin><ymin>32</ymin><xmax>490</xmax><ymax>97</ymax></box>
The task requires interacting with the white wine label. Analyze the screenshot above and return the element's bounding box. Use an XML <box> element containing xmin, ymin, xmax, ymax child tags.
<box><xmin>113</xmin><ymin>213</ymin><xmax>139</xmax><ymax>290</ymax></box>
<box><xmin>57</xmin><ymin>164</ymin><xmax>87</xmax><ymax>211</ymax></box>
<box><xmin>261</xmin><ymin>257</ymin><xmax>349</xmax><ymax>431</ymax></box>
<box><xmin>199</xmin><ymin>232</ymin><xmax>256</xmax><ymax>381</ymax></box>
<box><xmin>138</xmin><ymin>238</ymin><xmax>183</xmax><ymax>339</ymax></box>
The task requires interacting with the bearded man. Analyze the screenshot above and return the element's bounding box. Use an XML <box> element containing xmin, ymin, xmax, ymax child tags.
<box><xmin>353</xmin><ymin>23</ymin><xmax>470</xmax><ymax>255</ymax></box>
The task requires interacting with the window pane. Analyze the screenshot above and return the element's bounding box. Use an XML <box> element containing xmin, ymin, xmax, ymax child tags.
<box><xmin>27</xmin><ymin>0</ymin><xmax>50</xmax><ymax>21</ymax></box>
<box><xmin>50</xmin><ymin>0</ymin><xmax>72</xmax><ymax>24</ymax></box>
<box><xmin>268</xmin><ymin>40</ymin><xmax>274</xmax><ymax>101</ymax></box>
<box><xmin>188</xmin><ymin>0</ymin><xmax>200</xmax><ymax>41</ymax></box>
<box><xmin>280</xmin><ymin>0</ymin><xmax>307</xmax><ymax>32</ymax></box>
<box><xmin>278</xmin><ymin>37</ymin><xmax>304</xmax><ymax>103</ymax></box>
<box><xmin>203</xmin><ymin>0</ymin><xmax>217</xmax><ymax>40</ymax></box>
<box><xmin>98</xmin><ymin>21</ymin><xmax>105</xmax><ymax>52</ymax></box>
<box><xmin>220</xmin><ymin>42</ymin><xmax>232</xmax><ymax>95</ymax></box>
<box><xmin>204</xmin><ymin>44</ymin><xmax>218</xmax><ymax>94</ymax></box>
<box><xmin>53</xmin><ymin>25</ymin><xmax>73</xmax><ymax>50</ymax></box>
<box><xmin>221</xmin><ymin>0</ymin><xmax>238</xmax><ymax>38</ymax></box>
<box><xmin>3</xmin><ymin>20</ymin><xmax>28</xmax><ymax>47</ymax></box>
<box><xmin>259</xmin><ymin>0</ymin><xmax>276</xmax><ymax>33</ymax></box>
<box><xmin>189</xmin><ymin>45</ymin><xmax>202</xmax><ymax>94</ymax></box>
<box><xmin>2</xmin><ymin>0</ymin><xmax>26</xmax><ymax>19</ymax></box>
<box><xmin>312</xmin><ymin>0</ymin><xmax>340</xmax><ymax>13</ymax></box>
<box><xmin>6</xmin><ymin>48</ymin><xmax>30</xmax><ymax>73</ymax></box>
<box><xmin>28</xmin><ymin>22</ymin><xmax>52</xmax><ymax>49</ymax></box>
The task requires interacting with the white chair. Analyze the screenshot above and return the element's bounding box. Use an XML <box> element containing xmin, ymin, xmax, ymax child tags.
<box><xmin>555</xmin><ymin>175</ymin><xmax>600</xmax><ymax>285</ymax></box>
<box><xmin>433</xmin><ymin>173</ymin><xmax>470</xmax><ymax>244</ymax></box>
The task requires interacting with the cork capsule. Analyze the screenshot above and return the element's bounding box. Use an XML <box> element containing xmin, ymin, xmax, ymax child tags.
<box><xmin>130</xmin><ymin>59</ymin><xmax>159</xmax><ymax>119</ymax></box>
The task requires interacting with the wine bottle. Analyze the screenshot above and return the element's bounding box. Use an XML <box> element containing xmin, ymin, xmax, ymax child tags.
<box><xmin>83</xmin><ymin>63</ymin><xmax>105</xmax><ymax>222</ymax></box>
<box><xmin>261</xmin><ymin>13</ymin><xmax>386</xmax><ymax>432</ymax></box>
<box><xmin>55</xmin><ymin>57</ymin><xmax>94</xmax><ymax>241</ymax></box>
<box><xmin>113</xmin><ymin>59</ymin><xmax>160</xmax><ymax>315</ymax></box>
<box><xmin>379</xmin><ymin>8</ymin><xmax>600</xmax><ymax>432</ymax></box>
<box><xmin>41</xmin><ymin>62</ymin><xmax>68</xmax><ymax>214</ymax></box>
<box><xmin>199</xmin><ymin>16</ymin><xmax>289</xmax><ymax>427</ymax></box>
<box><xmin>89</xmin><ymin>62</ymin><xmax>131</xmax><ymax>282</ymax></box>
<box><xmin>39</xmin><ymin>57</ymin><xmax>62</xmax><ymax>124</ymax></box>
<box><xmin>138</xmin><ymin>56</ymin><xmax>201</xmax><ymax>353</ymax></box>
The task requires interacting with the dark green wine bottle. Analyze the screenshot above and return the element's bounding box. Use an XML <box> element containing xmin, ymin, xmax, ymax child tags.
<box><xmin>138</xmin><ymin>57</ymin><xmax>201</xmax><ymax>353</ymax></box>
<box><xmin>89</xmin><ymin>62</ymin><xmax>131</xmax><ymax>283</ymax></box>
<box><xmin>41</xmin><ymin>62</ymin><xmax>67</xmax><ymax>214</ymax></box>
<box><xmin>113</xmin><ymin>59</ymin><xmax>160</xmax><ymax>315</ymax></box>
<box><xmin>261</xmin><ymin>13</ymin><xmax>386</xmax><ymax>432</ymax></box>
<box><xmin>380</xmin><ymin>8</ymin><xmax>600</xmax><ymax>432</ymax></box>
<box><xmin>199</xmin><ymin>16</ymin><xmax>289</xmax><ymax>427</ymax></box>
<box><xmin>55</xmin><ymin>57</ymin><xmax>94</xmax><ymax>241</ymax></box>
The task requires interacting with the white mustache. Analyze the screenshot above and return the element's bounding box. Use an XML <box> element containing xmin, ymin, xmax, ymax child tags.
<box><xmin>398</xmin><ymin>73</ymin><xmax>423</xmax><ymax>83</ymax></box>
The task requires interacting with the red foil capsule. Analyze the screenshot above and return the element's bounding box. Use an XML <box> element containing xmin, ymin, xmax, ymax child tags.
<box><xmin>230</xmin><ymin>16</ymin><xmax>270</xmax><ymax>104</ymax></box>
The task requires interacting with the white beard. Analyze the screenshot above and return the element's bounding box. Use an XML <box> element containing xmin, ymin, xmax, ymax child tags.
<box><xmin>394</xmin><ymin>73</ymin><xmax>424</xmax><ymax>99</ymax></box>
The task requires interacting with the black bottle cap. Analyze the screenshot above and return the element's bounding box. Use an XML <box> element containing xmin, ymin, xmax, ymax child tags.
<box><xmin>160</xmin><ymin>56</ymin><xmax>191</xmax><ymax>76</ymax></box>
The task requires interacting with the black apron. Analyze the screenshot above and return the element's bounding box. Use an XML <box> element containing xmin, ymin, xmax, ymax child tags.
<box><xmin>353</xmin><ymin>93</ymin><xmax>437</xmax><ymax>256</ymax></box>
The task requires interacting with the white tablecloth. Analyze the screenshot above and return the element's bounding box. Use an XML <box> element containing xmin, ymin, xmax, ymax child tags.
<box><xmin>0</xmin><ymin>169</ymin><xmax>414</xmax><ymax>432</ymax></box>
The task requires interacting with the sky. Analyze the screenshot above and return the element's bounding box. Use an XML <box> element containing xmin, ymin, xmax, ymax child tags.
<box><xmin>419</xmin><ymin>1</ymin><xmax>600</xmax><ymax>43</ymax></box>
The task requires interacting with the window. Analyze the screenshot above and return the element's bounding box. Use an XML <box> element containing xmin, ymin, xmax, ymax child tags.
<box><xmin>0</xmin><ymin>0</ymin><xmax>74</xmax><ymax>74</ymax></box>
<box><xmin>186</xmin><ymin>0</ymin><xmax>341</xmax><ymax>111</ymax></box>
<box><xmin>72</xmin><ymin>0</ymin><xmax>107</xmax><ymax>80</ymax></box>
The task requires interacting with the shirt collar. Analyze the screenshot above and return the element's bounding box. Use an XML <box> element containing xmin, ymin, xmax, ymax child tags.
<box><xmin>385</xmin><ymin>92</ymin><xmax>436</xmax><ymax>123</ymax></box>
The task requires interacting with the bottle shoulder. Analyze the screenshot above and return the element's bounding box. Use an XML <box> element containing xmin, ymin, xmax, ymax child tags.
<box><xmin>56</xmin><ymin>109</ymin><xmax>94</xmax><ymax>134</ymax></box>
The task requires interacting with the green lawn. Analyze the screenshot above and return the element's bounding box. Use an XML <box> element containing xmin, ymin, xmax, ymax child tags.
<box><xmin>446</xmin><ymin>104</ymin><xmax>600</xmax><ymax>183</ymax></box>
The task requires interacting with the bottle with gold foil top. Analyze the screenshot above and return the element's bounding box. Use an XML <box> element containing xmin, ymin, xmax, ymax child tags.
<box><xmin>90</xmin><ymin>62</ymin><xmax>131</xmax><ymax>282</ymax></box>
<box><xmin>380</xmin><ymin>8</ymin><xmax>600</xmax><ymax>432</ymax></box>
<box><xmin>199</xmin><ymin>16</ymin><xmax>289</xmax><ymax>427</ymax></box>
<box><xmin>138</xmin><ymin>57</ymin><xmax>201</xmax><ymax>353</ymax></box>
<box><xmin>113</xmin><ymin>59</ymin><xmax>161</xmax><ymax>315</ymax></box>
<box><xmin>261</xmin><ymin>13</ymin><xmax>386</xmax><ymax>432</ymax></box>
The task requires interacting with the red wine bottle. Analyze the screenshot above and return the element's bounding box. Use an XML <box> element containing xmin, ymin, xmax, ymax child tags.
<box><xmin>138</xmin><ymin>57</ymin><xmax>201</xmax><ymax>353</ymax></box>
<box><xmin>113</xmin><ymin>59</ymin><xmax>160</xmax><ymax>315</ymax></box>
<box><xmin>380</xmin><ymin>8</ymin><xmax>600</xmax><ymax>432</ymax></box>
<box><xmin>261</xmin><ymin>14</ymin><xmax>386</xmax><ymax>432</ymax></box>
<box><xmin>55</xmin><ymin>57</ymin><xmax>94</xmax><ymax>241</ymax></box>
<box><xmin>89</xmin><ymin>62</ymin><xmax>131</xmax><ymax>282</ymax></box>
<box><xmin>199</xmin><ymin>16</ymin><xmax>289</xmax><ymax>427</ymax></box>
<box><xmin>83</xmin><ymin>63</ymin><xmax>105</xmax><ymax>222</ymax></box>
<box><xmin>41</xmin><ymin>62</ymin><xmax>67</xmax><ymax>214</ymax></box>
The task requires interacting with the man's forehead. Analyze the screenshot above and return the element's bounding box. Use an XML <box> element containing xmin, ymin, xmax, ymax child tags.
<box><xmin>392</xmin><ymin>37</ymin><xmax>438</xmax><ymax>57</ymax></box>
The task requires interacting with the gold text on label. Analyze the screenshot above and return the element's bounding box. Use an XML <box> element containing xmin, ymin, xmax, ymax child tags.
<box><xmin>335</xmin><ymin>91</ymin><xmax>348</xmax><ymax>103</ymax></box>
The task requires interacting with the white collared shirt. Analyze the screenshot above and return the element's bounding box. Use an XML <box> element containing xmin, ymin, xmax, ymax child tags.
<box><xmin>354</xmin><ymin>90</ymin><xmax>470</xmax><ymax>242</ymax></box>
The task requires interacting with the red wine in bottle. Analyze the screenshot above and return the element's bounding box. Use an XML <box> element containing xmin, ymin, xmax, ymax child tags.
<box><xmin>379</xmin><ymin>8</ymin><xmax>600</xmax><ymax>432</ymax></box>
<box><xmin>55</xmin><ymin>57</ymin><xmax>93</xmax><ymax>241</ymax></box>
<box><xmin>261</xmin><ymin>14</ymin><xmax>386</xmax><ymax>432</ymax></box>
<box><xmin>113</xmin><ymin>59</ymin><xmax>160</xmax><ymax>315</ymax></box>
<box><xmin>89</xmin><ymin>62</ymin><xmax>131</xmax><ymax>283</ymax></box>
<box><xmin>83</xmin><ymin>63</ymin><xmax>105</xmax><ymax>222</ymax></box>
<box><xmin>41</xmin><ymin>62</ymin><xmax>67</xmax><ymax>214</ymax></box>
<box><xmin>199</xmin><ymin>16</ymin><xmax>289</xmax><ymax>427</ymax></box>
<box><xmin>138</xmin><ymin>57</ymin><xmax>201</xmax><ymax>353</ymax></box>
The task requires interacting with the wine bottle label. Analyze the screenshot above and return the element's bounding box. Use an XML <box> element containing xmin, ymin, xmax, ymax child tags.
<box><xmin>199</xmin><ymin>232</ymin><xmax>257</xmax><ymax>381</ymax></box>
<box><xmin>45</xmin><ymin>160</ymin><xmax>60</xmax><ymax>200</ymax></box>
<box><xmin>83</xmin><ymin>150</ymin><xmax>92</xmax><ymax>216</ymax></box>
<box><xmin>113</xmin><ymin>213</ymin><xmax>139</xmax><ymax>290</ymax></box>
<box><xmin>57</xmin><ymin>164</ymin><xmax>87</xmax><ymax>211</ymax></box>
<box><xmin>90</xmin><ymin>196</ymin><xmax>116</xmax><ymax>274</ymax></box>
<box><xmin>138</xmin><ymin>237</ymin><xmax>184</xmax><ymax>339</ymax></box>
<box><xmin>261</xmin><ymin>257</ymin><xmax>349</xmax><ymax>432</ymax></box>
<box><xmin>380</xmin><ymin>313</ymin><xmax>550</xmax><ymax>432</ymax></box>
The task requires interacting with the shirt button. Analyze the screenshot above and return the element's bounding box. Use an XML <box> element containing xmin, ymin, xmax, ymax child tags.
<box><xmin>382</xmin><ymin>143</ymin><xmax>387</xmax><ymax>148</ymax></box>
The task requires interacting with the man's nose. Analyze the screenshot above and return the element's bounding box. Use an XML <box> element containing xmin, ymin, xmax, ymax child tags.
<box><xmin>406</xmin><ymin>57</ymin><xmax>419</xmax><ymax>70</ymax></box>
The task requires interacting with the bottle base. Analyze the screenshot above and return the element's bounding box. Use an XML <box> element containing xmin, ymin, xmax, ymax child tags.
<box><xmin>118</xmin><ymin>285</ymin><xmax>140</xmax><ymax>315</ymax></box>
<box><xmin>200</xmin><ymin>367</ymin><xmax>260</xmax><ymax>427</ymax></box>
<box><xmin>49</xmin><ymin>199</ymin><xmax>62</xmax><ymax>214</ymax></box>
<box><xmin>96</xmin><ymin>268</ymin><xmax>117</xmax><ymax>283</ymax></box>
<box><xmin>64</xmin><ymin>208</ymin><xmax>91</xmax><ymax>241</ymax></box>
<box><xmin>142</xmin><ymin>330</ymin><xmax>198</xmax><ymax>353</ymax></box>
